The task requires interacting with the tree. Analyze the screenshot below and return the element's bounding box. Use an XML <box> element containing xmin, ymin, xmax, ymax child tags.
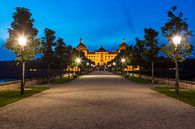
<box><xmin>129</xmin><ymin>45</ymin><xmax>137</xmax><ymax>77</ymax></box>
<box><xmin>134</xmin><ymin>38</ymin><xmax>145</xmax><ymax>78</ymax></box>
<box><xmin>65</xmin><ymin>45</ymin><xmax>74</xmax><ymax>67</ymax></box>
<box><xmin>5</xmin><ymin>7</ymin><xmax>39</xmax><ymax>62</ymax></box>
<box><xmin>112</xmin><ymin>47</ymin><xmax>131</xmax><ymax>75</ymax></box>
<box><xmin>55</xmin><ymin>38</ymin><xmax>67</xmax><ymax>80</ymax></box>
<box><xmin>5</xmin><ymin>7</ymin><xmax>39</xmax><ymax>94</ymax></box>
<box><xmin>69</xmin><ymin>49</ymin><xmax>94</xmax><ymax>75</ymax></box>
<box><xmin>144</xmin><ymin>28</ymin><xmax>159</xmax><ymax>83</ymax></box>
<box><xmin>161</xmin><ymin>6</ymin><xmax>193</xmax><ymax>94</ymax></box>
<box><xmin>41</xmin><ymin>28</ymin><xmax>56</xmax><ymax>82</ymax></box>
<box><xmin>80</xmin><ymin>54</ymin><xmax>95</xmax><ymax>74</ymax></box>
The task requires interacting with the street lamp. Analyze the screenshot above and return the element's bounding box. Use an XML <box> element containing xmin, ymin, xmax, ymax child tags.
<box><xmin>121</xmin><ymin>58</ymin><xmax>126</xmax><ymax>63</ymax></box>
<box><xmin>76</xmin><ymin>57</ymin><xmax>81</xmax><ymax>64</ymax></box>
<box><xmin>18</xmin><ymin>36</ymin><xmax>27</xmax><ymax>47</ymax></box>
<box><xmin>17</xmin><ymin>35</ymin><xmax>27</xmax><ymax>94</ymax></box>
<box><xmin>172</xmin><ymin>35</ymin><xmax>181</xmax><ymax>94</ymax></box>
<box><xmin>172</xmin><ymin>36</ymin><xmax>181</xmax><ymax>48</ymax></box>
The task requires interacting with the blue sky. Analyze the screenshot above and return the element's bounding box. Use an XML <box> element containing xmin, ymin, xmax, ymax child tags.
<box><xmin>0</xmin><ymin>0</ymin><xmax>195</xmax><ymax>60</ymax></box>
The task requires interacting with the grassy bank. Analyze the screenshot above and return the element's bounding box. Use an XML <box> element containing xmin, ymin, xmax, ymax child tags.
<box><xmin>52</xmin><ymin>76</ymin><xmax>74</xmax><ymax>84</ymax></box>
<box><xmin>152</xmin><ymin>87</ymin><xmax>195</xmax><ymax>107</ymax></box>
<box><xmin>124</xmin><ymin>75</ymin><xmax>152</xmax><ymax>84</ymax></box>
<box><xmin>0</xmin><ymin>87</ymin><xmax>48</xmax><ymax>108</ymax></box>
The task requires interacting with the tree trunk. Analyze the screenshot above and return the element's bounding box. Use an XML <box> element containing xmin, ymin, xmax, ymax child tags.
<box><xmin>47</xmin><ymin>64</ymin><xmax>50</xmax><ymax>83</ymax></box>
<box><xmin>139</xmin><ymin>66</ymin><xmax>142</xmax><ymax>78</ymax></box>
<box><xmin>152</xmin><ymin>61</ymin><xmax>154</xmax><ymax>83</ymax></box>
<box><xmin>60</xmin><ymin>70</ymin><xmax>62</xmax><ymax>80</ymax></box>
<box><xmin>60</xmin><ymin>64</ymin><xmax>63</xmax><ymax>80</ymax></box>
<box><xmin>175</xmin><ymin>51</ymin><xmax>179</xmax><ymax>94</ymax></box>
<box><xmin>132</xmin><ymin>66</ymin><xmax>134</xmax><ymax>77</ymax></box>
<box><xmin>20</xmin><ymin>61</ymin><xmax>25</xmax><ymax>95</ymax></box>
<box><xmin>73</xmin><ymin>66</ymin><xmax>76</xmax><ymax>75</ymax></box>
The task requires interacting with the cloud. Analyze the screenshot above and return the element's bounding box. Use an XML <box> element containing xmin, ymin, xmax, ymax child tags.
<box><xmin>117</xmin><ymin>0</ymin><xmax>135</xmax><ymax>32</ymax></box>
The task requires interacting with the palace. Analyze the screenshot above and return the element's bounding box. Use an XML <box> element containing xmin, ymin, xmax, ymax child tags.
<box><xmin>76</xmin><ymin>38</ymin><xmax>128</xmax><ymax>66</ymax></box>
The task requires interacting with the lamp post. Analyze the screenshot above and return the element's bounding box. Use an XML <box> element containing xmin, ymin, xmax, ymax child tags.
<box><xmin>112</xmin><ymin>62</ymin><xmax>116</xmax><ymax>73</ymax></box>
<box><xmin>86</xmin><ymin>62</ymin><xmax>89</xmax><ymax>73</ymax></box>
<box><xmin>172</xmin><ymin>35</ymin><xmax>181</xmax><ymax>94</ymax></box>
<box><xmin>18</xmin><ymin>35</ymin><xmax>27</xmax><ymax>94</ymax></box>
<box><xmin>74</xmin><ymin>57</ymin><xmax>81</xmax><ymax>75</ymax></box>
<box><xmin>121</xmin><ymin>58</ymin><xmax>126</xmax><ymax>74</ymax></box>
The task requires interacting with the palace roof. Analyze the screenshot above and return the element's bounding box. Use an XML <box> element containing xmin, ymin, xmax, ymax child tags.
<box><xmin>96</xmin><ymin>46</ymin><xmax>108</xmax><ymax>52</ymax></box>
<box><xmin>119</xmin><ymin>38</ymin><xmax>128</xmax><ymax>51</ymax></box>
<box><xmin>76</xmin><ymin>38</ymin><xmax>87</xmax><ymax>50</ymax></box>
<box><xmin>77</xmin><ymin>43</ymin><xmax>86</xmax><ymax>48</ymax></box>
<box><xmin>120</xmin><ymin>42</ymin><xmax>128</xmax><ymax>47</ymax></box>
<box><xmin>120</xmin><ymin>39</ymin><xmax>128</xmax><ymax>48</ymax></box>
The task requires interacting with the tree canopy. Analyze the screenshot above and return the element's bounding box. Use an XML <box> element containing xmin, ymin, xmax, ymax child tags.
<box><xmin>144</xmin><ymin>28</ymin><xmax>159</xmax><ymax>62</ymax></box>
<box><xmin>161</xmin><ymin>6</ymin><xmax>193</xmax><ymax>62</ymax></box>
<box><xmin>41</xmin><ymin>28</ymin><xmax>56</xmax><ymax>66</ymax></box>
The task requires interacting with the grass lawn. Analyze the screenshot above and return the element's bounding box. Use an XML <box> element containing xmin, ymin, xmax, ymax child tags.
<box><xmin>124</xmin><ymin>75</ymin><xmax>152</xmax><ymax>84</ymax></box>
<box><xmin>152</xmin><ymin>87</ymin><xmax>195</xmax><ymax>107</ymax></box>
<box><xmin>52</xmin><ymin>76</ymin><xmax>74</xmax><ymax>84</ymax></box>
<box><xmin>0</xmin><ymin>87</ymin><xmax>49</xmax><ymax>108</ymax></box>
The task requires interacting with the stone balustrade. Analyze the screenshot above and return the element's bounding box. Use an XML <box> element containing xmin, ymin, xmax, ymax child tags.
<box><xmin>141</xmin><ymin>75</ymin><xmax>195</xmax><ymax>90</ymax></box>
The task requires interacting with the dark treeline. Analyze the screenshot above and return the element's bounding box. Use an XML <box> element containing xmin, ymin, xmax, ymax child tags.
<box><xmin>0</xmin><ymin>55</ymin><xmax>95</xmax><ymax>80</ymax></box>
<box><xmin>142</xmin><ymin>58</ymin><xmax>195</xmax><ymax>81</ymax></box>
<box><xmin>0</xmin><ymin>60</ymin><xmax>62</xmax><ymax>80</ymax></box>
<box><xmin>1</xmin><ymin>58</ymin><xmax>194</xmax><ymax>81</ymax></box>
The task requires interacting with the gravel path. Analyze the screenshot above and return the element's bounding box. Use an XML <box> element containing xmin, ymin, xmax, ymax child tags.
<box><xmin>0</xmin><ymin>71</ymin><xmax>194</xmax><ymax>129</ymax></box>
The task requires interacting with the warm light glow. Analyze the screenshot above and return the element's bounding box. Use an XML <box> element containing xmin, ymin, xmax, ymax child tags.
<box><xmin>121</xmin><ymin>58</ymin><xmax>126</xmax><ymax>63</ymax></box>
<box><xmin>18</xmin><ymin>36</ymin><xmax>27</xmax><ymax>47</ymax></box>
<box><xmin>113</xmin><ymin>62</ymin><xmax>116</xmax><ymax>66</ymax></box>
<box><xmin>87</xmin><ymin>62</ymin><xmax>89</xmax><ymax>66</ymax></box>
<box><xmin>172</xmin><ymin>35</ymin><xmax>181</xmax><ymax>47</ymax></box>
<box><xmin>76</xmin><ymin>57</ymin><xmax>81</xmax><ymax>64</ymax></box>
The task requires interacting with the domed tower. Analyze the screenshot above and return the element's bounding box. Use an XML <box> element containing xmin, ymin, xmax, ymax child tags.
<box><xmin>76</xmin><ymin>38</ymin><xmax>87</xmax><ymax>55</ymax></box>
<box><xmin>76</xmin><ymin>38</ymin><xmax>87</xmax><ymax>51</ymax></box>
<box><xmin>119</xmin><ymin>38</ymin><xmax>128</xmax><ymax>52</ymax></box>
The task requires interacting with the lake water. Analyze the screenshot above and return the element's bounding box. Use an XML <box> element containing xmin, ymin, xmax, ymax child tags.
<box><xmin>0</xmin><ymin>79</ymin><xmax>16</xmax><ymax>83</ymax></box>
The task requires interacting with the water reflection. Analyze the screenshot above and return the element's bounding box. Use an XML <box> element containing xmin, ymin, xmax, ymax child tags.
<box><xmin>0</xmin><ymin>79</ymin><xmax>16</xmax><ymax>83</ymax></box>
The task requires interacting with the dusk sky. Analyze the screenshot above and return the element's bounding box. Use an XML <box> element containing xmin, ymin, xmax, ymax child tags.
<box><xmin>0</xmin><ymin>0</ymin><xmax>195</xmax><ymax>60</ymax></box>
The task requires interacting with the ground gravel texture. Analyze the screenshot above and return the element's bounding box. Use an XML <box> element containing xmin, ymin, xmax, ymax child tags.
<box><xmin>0</xmin><ymin>71</ymin><xmax>194</xmax><ymax>129</ymax></box>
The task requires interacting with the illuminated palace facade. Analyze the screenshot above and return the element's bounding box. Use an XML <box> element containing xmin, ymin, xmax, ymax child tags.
<box><xmin>76</xmin><ymin>39</ymin><xmax>129</xmax><ymax>66</ymax></box>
